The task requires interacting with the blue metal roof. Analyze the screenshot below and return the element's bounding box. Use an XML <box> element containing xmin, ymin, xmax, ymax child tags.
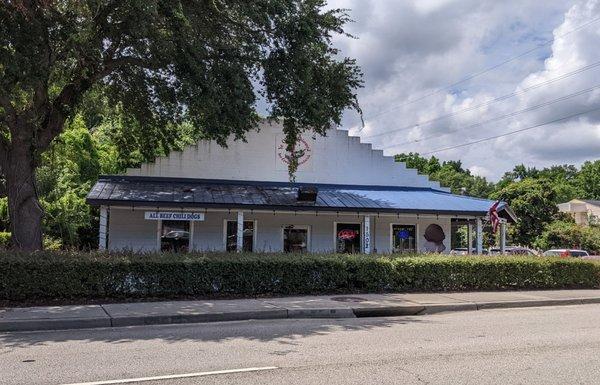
<box><xmin>87</xmin><ymin>175</ymin><xmax>514</xmax><ymax>219</ymax></box>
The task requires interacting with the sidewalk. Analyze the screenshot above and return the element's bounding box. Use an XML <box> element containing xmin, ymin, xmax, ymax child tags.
<box><xmin>3</xmin><ymin>289</ymin><xmax>600</xmax><ymax>332</ymax></box>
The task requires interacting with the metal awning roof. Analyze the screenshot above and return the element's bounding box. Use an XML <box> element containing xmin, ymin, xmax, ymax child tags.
<box><xmin>87</xmin><ymin>176</ymin><xmax>516</xmax><ymax>220</ymax></box>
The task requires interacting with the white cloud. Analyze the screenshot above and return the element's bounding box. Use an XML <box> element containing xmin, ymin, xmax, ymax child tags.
<box><xmin>329</xmin><ymin>0</ymin><xmax>600</xmax><ymax>180</ymax></box>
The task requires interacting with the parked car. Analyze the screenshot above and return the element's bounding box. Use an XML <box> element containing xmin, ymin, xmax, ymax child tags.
<box><xmin>450</xmin><ymin>248</ymin><xmax>488</xmax><ymax>255</ymax></box>
<box><xmin>581</xmin><ymin>255</ymin><xmax>600</xmax><ymax>260</ymax></box>
<box><xmin>542</xmin><ymin>249</ymin><xmax>589</xmax><ymax>257</ymax></box>
<box><xmin>488</xmin><ymin>246</ymin><xmax>538</xmax><ymax>256</ymax></box>
<box><xmin>450</xmin><ymin>248</ymin><xmax>470</xmax><ymax>255</ymax></box>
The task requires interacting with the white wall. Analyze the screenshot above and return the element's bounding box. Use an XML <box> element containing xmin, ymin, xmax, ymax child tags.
<box><xmin>107</xmin><ymin>208</ymin><xmax>452</xmax><ymax>254</ymax></box>
<box><xmin>125</xmin><ymin>121</ymin><xmax>446</xmax><ymax>190</ymax></box>
<box><xmin>108</xmin><ymin>208</ymin><xmax>157</xmax><ymax>252</ymax></box>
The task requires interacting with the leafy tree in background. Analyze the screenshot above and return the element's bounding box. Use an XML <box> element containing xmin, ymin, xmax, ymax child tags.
<box><xmin>395</xmin><ymin>153</ymin><xmax>494</xmax><ymax>198</ymax></box>
<box><xmin>36</xmin><ymin>116</ymin><xmax>106</xmax><ymax>248</ymax></box>
<box><xmin>490</xmin><ymin>178</ymin><xmax>561</xmax><ymax>247</ymax></box>
<box><xmin>0</xmin><ymin>1</ymin><xmax>362</xmax><ymax>250</ymax></box>
<box><xmin>535</xmin><ymin>220</ymin><xmax>600</xmax><ymax>254</ymax></box>
<box><xmin>578</xmin><ymin>160</ymin><xmax>600</xmax><ymax>200</ymax></box>
<box><xmin>497</xmin><ymin>164</ymin><xmax>581</xmax><ymax>203</ymax></box>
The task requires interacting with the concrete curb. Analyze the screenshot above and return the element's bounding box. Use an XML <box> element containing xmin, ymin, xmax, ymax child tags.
<box><xmin>3</xmin><ymin>296</ymin><xmax>600</xmax><ymax>333</ymax></box>
<box><xmin>474</xmin><ymin>298</ymin><xmax>585</xmax><ymax>310</ymax></box>
<box><xmin>0</xmin><ymin>317</ymin><xmax>111</xmax><ymax>332</ymax></box>
<box><xmin>109</xmin><ymin>309</ymin><xmax>289</xmax><ymax>327</ymax></box>
<box><xmin>352</xmin><ymin>305</ymin><xmax>425</xmax><ymax>318</ymax></box>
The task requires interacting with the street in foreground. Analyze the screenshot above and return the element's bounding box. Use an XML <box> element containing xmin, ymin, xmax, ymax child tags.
<box><xmin>2</xmin><ymin>305</ymin><xmax>600</xmax><ymax>385</ymax></box>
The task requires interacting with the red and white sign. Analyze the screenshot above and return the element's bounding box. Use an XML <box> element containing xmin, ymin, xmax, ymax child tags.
<box><xmin>337</xmin><ymin>229</ymin><xmax>358</xmax><ymax>240</ymax></box>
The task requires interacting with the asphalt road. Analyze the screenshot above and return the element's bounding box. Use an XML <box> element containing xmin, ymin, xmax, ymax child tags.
<box><xmin>2</xmin><ymin>305</ymin><xmax>600</xmax><ymax>385</ymax></box>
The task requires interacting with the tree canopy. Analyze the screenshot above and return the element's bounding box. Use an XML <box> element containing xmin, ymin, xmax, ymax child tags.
<box><xmin>0</xmin><ymin>0</ymin><xmax>363</xmax><ymax>250</ymax></box>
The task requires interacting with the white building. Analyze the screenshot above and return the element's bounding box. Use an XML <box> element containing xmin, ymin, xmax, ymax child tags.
<box><xmin>87</xmin><ymin>121</ymin><xmax>515</xmax><ymax>254</ymax></box>
<box><xmin>557</xmin><ymin>199</ymin><xmax>600</xmax><ymax>226</ymax></box>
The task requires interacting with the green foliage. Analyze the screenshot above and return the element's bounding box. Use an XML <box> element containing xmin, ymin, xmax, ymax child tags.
<box><xmin>0</xmin><ymin>198</ymin><xmax>8</xmax><ymax>231</ymax></box>
<box><xmin>0</xmin><ymin>231</ymin><xmax>10</xmax><ymax>249</ymax></box>
<box><xmin>0</xmin><ymin>0</ymin><xmax>361</xmax><ymax>168</ymax></box>
<box><xmin>395</xmin><ymin>153</ymin><xmax>494</xmax><ymax>198</ymax></box>
<box><xmin>578</xmin><ymin>160</ymin><xmax>600</xmax><ymax>200</ymax></box>
<box><xmin>35</xmin><ymin>116</ymin><xmax>102</xmax><ymax>248</ymax></box>
<box><xmin>535</xmin><ymin>221</ymin><xmax>600</xmax><ymax>254</ymax></box>
<box><xmin>491</xmin><ymin>178</ymin><xmax>560</xmax><ymax>247</ymax></box>
<box><xmin>496</xmin><ymin>163</ymin><xmax>582</xmax><ymax>203</ymax></box>
<box><xmin>1</xmin><ymin>252</ymin><xmax>599</xmax><ymax>301</ymax></box>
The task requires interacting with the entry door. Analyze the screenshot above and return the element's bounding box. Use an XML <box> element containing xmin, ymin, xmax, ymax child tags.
<box><xmin>283</xmin><ymin>225</ymin><xmax>310</xmax><ymax>253</ymax></box>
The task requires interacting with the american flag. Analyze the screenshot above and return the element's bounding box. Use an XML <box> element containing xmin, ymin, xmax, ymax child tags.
<box><xmin>488</xmin><ymin>201</ymin><xmax>501</xmax><ymax>234</ymax></box>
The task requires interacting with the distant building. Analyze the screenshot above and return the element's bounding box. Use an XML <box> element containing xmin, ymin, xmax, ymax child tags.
<box><xmin>557</xmin><ymin>199</ymin><xmax>600</xmax><ymax>226</ymax></box>
<box><xmin>87</xmin><ymin>121</ymin><xmax>515</xmax><ymax>253</ymax></box>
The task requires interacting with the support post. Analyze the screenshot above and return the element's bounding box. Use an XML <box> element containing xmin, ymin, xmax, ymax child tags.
<box><xmin>156</xmin><ymin>219</ymin><xmax>162</xmax><ymax>251</ymax></box>
<box><xmin>475</xmin><ymin>218</ymin><xmax>483</xmax><ymax>255</ymax></box>
<box><xmin>363</xmin><ymin>215</ymin><xmax>371</xmax><ymax>254</ymax></box>
<box><xmin>500</xmin><ymin>220</ymin><xmax>507</xmax><ymax>254</ymax></box>
<box><xmin>99</xmin><ymin>205</ymin><xmax>108</xmax><ymax>251</ymax></box>
<box><xmin>236</xmin><ymin>211</ymin><xmax>244</xmax><ymax>252</ymax></box>
<box><xmin>188</xmin><ymin>220</ymin><xmax>194</xmax><ymax>252</ymax></box>
<box><xmin>466</xmin><ymin>221</ymin><xmax>472</xmax><ymax>255</ymax></box>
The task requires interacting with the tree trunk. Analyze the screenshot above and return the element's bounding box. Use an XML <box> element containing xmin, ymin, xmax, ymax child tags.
<box><xmin>5</xmin><ymin>143</ymin><xmax>43</xmax><ymax>251</ymax></box>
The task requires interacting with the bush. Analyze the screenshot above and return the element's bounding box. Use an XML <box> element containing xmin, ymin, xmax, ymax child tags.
<box><xmin>1</xmin><ymin>252</ymin><xmax>599</xmax><ymax>302</ymax></box>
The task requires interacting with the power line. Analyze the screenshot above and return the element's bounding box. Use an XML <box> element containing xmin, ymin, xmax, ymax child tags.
<box><xmin>363</xmin><ymin>60</ymin><xmax>600</xmax><ymax>140</ymax></box>
<box><xmin>420</xmin><ymin>105</ymin><xmax>600</xmax><ymax>155</ymax></box>
<box><xmin>380</xmin><ymin>83</ymin><xmax>600</xmax><ymax>150</ymax></box>
<box><xmin>359</xmin><ymin>14</ymin><xmax>600</xmax><ymax>124</ymax></box>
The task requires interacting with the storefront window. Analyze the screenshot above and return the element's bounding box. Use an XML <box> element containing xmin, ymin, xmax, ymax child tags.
<box><xmin>225</xmin><ymin>220</ymin><xmax>254</xmax><ymax>252</ymax></box>
<box><xmin>283</xmin><ymin>226</ymin><xmax>309</xmax><ymax>253</ymax></box>
<box><xmin>336</xmin><ymin>223</ymin><xmax>361</xmax><ymax>253</ymax></box>
<box><xmin>160</xmin><ymin>220</ymin><xmax>190</xmax><ymax>252</ymax></box>
<box><xmin>392</xmin><ymin>224</ymin><xmax>416</xmax><ymax>253</ymax></box>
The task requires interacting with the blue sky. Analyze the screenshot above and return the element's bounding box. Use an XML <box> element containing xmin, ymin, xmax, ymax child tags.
<box><xmin>324</xmin><ymin>0</ymin><xmax>600</xmax><ymax>180</ymax></box>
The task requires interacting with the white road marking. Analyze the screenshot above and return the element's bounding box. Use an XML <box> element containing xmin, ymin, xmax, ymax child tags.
<box><xmin>60</xmin><ymin>366</ymin><xmax>279</xmax><ymax>385</ymax></box>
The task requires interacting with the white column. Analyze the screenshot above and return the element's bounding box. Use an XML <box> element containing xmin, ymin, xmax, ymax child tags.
<box><xmin>188</xmin><ymin>220</ymin><xmax>194</xmax><ymax>252</ymax></box>
<box><xmin>475</xmin><ymin>218</ymin><xmax>483</xmax><ymax>255</ymax></box>
<box><xmin>236</xmin><ymin>211</ymin><xmax>244</xmax><ymax>252</ymax></box>
<box><xmin>156</xmin><ymin>219</ymin><xmax>162</xmax><ymax>251</ymax></box>
<box><xmin>363</xmin><ymin>215</ymin><xmax>371</xmax><ymax>254</ymax></box>
<box><xmin>500</xmin><ymin>220</ymin><xmax>507</xmax><ymax>254</ymax></box>
<box><xmin>466</xmin><ymin>221</ymin><xmax>472</xmax><ymax>255</ymax></box>
<box><xmin>98</xmin><ymin>205</ymin><xmax>108</xmax><ymax>251</ymax></box>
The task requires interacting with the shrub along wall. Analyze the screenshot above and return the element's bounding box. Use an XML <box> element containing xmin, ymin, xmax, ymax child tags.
<box><xmin>1</xmin><ymin>252</ymin><xmax>599</xmax><ymax>302</ymax></box>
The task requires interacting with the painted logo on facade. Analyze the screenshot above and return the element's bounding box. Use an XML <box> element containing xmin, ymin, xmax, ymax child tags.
<box><xmin>277</xmin><ymin>136</ymin><xmax>312</xmax><ymax>166</ymax></box>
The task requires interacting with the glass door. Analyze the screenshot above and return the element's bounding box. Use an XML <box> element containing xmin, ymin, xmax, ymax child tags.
<box><xmin>336</xmin><ymin>223</ymin><xmax>361</xmax><ymax>253</ymax></box>
<box><xmin>391</xmin><ymin>224</ymin><xmax>416</xmax><ymax>253</ymax></box>
<box><xmin>283</xmin><ymin>226</ymin><xmax>309</xmax><ymax>253</ymax></box>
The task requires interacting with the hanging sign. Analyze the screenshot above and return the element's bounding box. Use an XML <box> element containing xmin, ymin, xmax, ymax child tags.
<box><xmin>144</xmin><ymin>211</ymin><xmax>205</xmax><ymax>221</ymax></box>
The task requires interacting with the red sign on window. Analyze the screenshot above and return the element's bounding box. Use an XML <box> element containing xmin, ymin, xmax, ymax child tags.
<box><xmin>338</xmin><ymin>229</ymin><xmax>358</xmax><ymax>240</ymax></box>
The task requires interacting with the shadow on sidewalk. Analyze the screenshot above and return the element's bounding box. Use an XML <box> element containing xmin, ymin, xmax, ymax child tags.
<box><xmin>0</xmin><ymin>316</ymin><xmax>429</xmax><ymax>349</ymax></box>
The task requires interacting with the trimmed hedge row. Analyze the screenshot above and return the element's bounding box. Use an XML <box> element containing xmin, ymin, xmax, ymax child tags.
<box><xmin>1</xmin><ymin>252</ymin><xmax>599</xmax><ymax>301</ymax></box>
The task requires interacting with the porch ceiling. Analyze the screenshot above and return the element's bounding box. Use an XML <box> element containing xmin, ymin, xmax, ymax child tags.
<box><xmin>87</xmin><ymin>175</ymin><xmax>516</xmax><ymax>221</ymax></box>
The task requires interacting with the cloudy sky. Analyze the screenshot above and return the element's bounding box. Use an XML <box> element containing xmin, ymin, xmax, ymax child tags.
<box><xmin>326</xmin><ymin>0</ymin><xmax>600</xmax><ymax>180</ymax></box>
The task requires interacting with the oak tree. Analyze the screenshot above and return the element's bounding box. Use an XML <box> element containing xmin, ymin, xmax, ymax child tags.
<box><xmin>0</xmin><ymin>0</ymin><xmax>362</xmax><ymax>250</ymax></box>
